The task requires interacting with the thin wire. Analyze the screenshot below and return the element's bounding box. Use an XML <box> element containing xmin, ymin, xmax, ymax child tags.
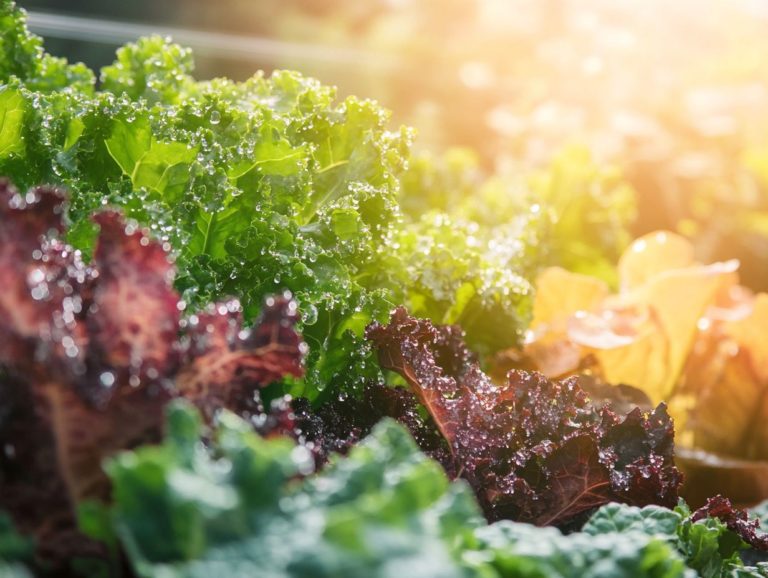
<box><xmin>25</xmin><ymin>10</ymin><xmax>401</xmax><ymax>70</ymax></box>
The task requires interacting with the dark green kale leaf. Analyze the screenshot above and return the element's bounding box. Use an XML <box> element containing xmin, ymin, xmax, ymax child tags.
<box><xmin>473</xmin><ymin>521</ymin><xmax>689</xmax><ymax>578</ymax></box>
<box><xmin>103</xmin><ymin>403</ymin><xmax>481</xmax><ymax>578</ymax></box>
<box><xmin>585</xmin><ymin>500</ymin><xmax>768</xmax><ymax>578</ymax></box>
<box><xmin>102</xmin><ymin>401</ymin><xmax>694</xmax><ymax>578</ymax></box>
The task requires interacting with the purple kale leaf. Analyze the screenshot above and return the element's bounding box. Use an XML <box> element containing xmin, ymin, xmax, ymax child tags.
<box><xmin>367</xmin><ymin>307</ymin><xmax>682</xmax><ymax>527</ymax></box>
<box><xmin>0</xmin><ymin>180</ymin><xmax>306</xmax><ymax>572</ymax></box>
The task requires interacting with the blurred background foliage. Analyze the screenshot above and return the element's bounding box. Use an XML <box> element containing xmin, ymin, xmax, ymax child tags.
<box><xmin>17</xmin><ymin>0</ymin><xmax>768</xmax><ymax>290</ymax></box>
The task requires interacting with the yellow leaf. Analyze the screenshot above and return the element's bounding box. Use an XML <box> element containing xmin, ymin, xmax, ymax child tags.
<box><xmin>688</xmin><ymin>348</ymin><xmax>768</xmax><ymax>460</ymax></box>
<box><xmin>727</xmin><ymin>293</ymin><xmax>768</xmax><ymax>384</ymax></box>
<box><xmin>531</xmin><ymin>267</ymin><xmax>609</xmax><ymax>330</ymax></box>
<box><xmin>618</xmin><ymin>231</ymin><xmax>695</xmax><ymax>292</ymax></box>
<box><xmin>592</xmin><ymin>261</ymin><xmax>738</xmax><ymax>402</ymax></box>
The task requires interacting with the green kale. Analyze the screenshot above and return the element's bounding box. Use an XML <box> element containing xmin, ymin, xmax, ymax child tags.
<box><xmin>376</xmin><ymin>213</ymin><xmax>538</xmax><ymax>355</ymax></box>
<box><xmin>100</xmin><ymin>402</ymin><xmax>482</xmax><ymax>578</ymax></box>
<box><xmin>98</xmin><ymin>402</ymin><xmax>699</xmax><ymax>578</ymax></box>
<box><xmin>399</xmin><ymin>145</ymin><xmax>637</xmax><ymax>286</ymax></box>
<box><xmin>585</xmin><ymin>501</ymin><xmax>768</xmax><ymax>578</ymax></box>
<box><xmin>0</xmin><ymin>3</ymin><xmax>413</xmax><ymax>399</ymax></box>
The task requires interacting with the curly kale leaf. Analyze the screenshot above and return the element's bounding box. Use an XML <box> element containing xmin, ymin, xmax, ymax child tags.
<box><xmin>0</xmin><ymin>1</ymin><xmax>94</xmax><ymax>93</ymax></box>
<box><xmin>101</xmin><ymin>402</ymin><xmax>693</xmax><ymax>578</ymax></box>
<box><xmin>0</xmin><ymin>3</ymin><xmax>547</xmax><ymax>398</ymax></box>
<box><xmin>0</xmin><ymin>179</ymin><xmax>305</xmax><ymax>572</ymax></box>
<box><xmin>0</xmin><ymin>3</ymin><xmax>414</xmax><ymax>399</ymax></box>
<box><xmin>377</xmin><ymin>213</ymin><xmax>536</xmax><ymax>356</ymax></box>
<box><xmin>585</xmin><ymin>500</ymin><xmax>768</xmax><ymax>578</ymax></box>
<box><xmin>398</xmin><ymin>145</ymin><xmax>636</xmax><ymax>287</ymax></box>
<box><xmin>102</xmin><ymin>403</ymin><xmax>481</xmax><ymax>578</ymax></box>
<box><xmin>366</xmin><ymin>308</ymin><xmax>681</xmax><ymax>527</ymax></box>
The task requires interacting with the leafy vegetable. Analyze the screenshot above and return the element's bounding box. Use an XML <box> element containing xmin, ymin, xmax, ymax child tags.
<box><xmin>680</xmin><ymin>293</ymin><xmax>768</xmax><ymax>461</ymax></box>
<box><xmin>0</xmin><ymin>1</ymin><xmax>93</xmax><ymax>93</ymax></box>
<box><xmin>0</xmin><ymin>2</ymin><xmax>413</xmax><ymax>398</ymax></box>
<box><xmin>691</xmin><ymin>496</ymin><xmax>768</xmax><ymax>552</ymax></box>
<box><xmin>528</xmin><ymin>146</ymin><xmax>637</xmax><ymax>284</ymax></box>
<box><xmin>94</xmin><ymin>402</ymin><xmax>692</xmax><ymax>578</ymax></box>
<box><xmin>585</xmin><ymin>500</ymin><xmax>768</xmax><ymax>578</ymax></box>
<box><xmin>94</xmin><ymin>402</ymin><xmax>768</xmax><ymax>578</ymax></box>
<box><xmin>379</xmin><ymin>212</ymin><xmax>537</xmax><ymax>356</ymax></box>
<box><xmin>0</xmin><ymin>179</ymin><xmax>305</xmax><ymax>572</ymax></box>
<box><xmin>522</xmin><ymin>231</ymin><xmax>737</xmax><ymax>402</ymax></box>
<box><xmin>398</xmin><ymin>145</ymin><xmax>637</xmax><ymax>285</ymax></box>
<box><xmin>476</xmin><ymin>521</ymin><xmax>690</xmax><ymax>578</ymax></box>
<box><xmin>367</xmin><ymin>307</ymin><xmax>681</xmax><ymax>527</ymax></box>
<box><xmin>514</xmin><ymin>229</ymin><xmax>768</xmax><ymax>470</ymax></box>
<box><xmin>3</xmin><ymin>4</ymin><xmax>766</xmax><ymax>577</ymax></box>
<box><xmin>102</xmin><ymin>403</ymin><xmax>482</xmax><ymax>578</ymax></box>
<box><xmin>378</xmin><ymin>144</ymin><xmax>637</xmax><ymax>355</ymax></box>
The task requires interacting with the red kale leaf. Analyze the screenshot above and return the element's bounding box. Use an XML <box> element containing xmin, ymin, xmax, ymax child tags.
<box><xmin>692</xmin><ymin>495</ymin><xmax>768</xmax><ymax>551</ymax></box>
<box><xmin>367</xmin><ymin>307</ymin><xmax>682</xmax><ymax>527</ymax></box>
<box><xmin>0</xmin><ymin>180</ymin><xmax>305</xmax><ymax>571</ymax></box>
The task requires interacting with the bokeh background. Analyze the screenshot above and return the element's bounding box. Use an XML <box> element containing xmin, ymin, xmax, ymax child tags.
<box><xmin>19</xmin><ymin>0</ymin><xmax>768</xmax><ymax>289</ymax></box>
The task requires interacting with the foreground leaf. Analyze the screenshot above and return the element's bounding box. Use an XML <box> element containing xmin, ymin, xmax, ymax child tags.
<box><xmin>107</xmin><ymin>405</ymin><xmax>480</xmax><ymax>578</ymax></box>
<box><xmin>0</xmin><ymin>180</ymin><xmax>305</xmax><ymax>572</ymax></box>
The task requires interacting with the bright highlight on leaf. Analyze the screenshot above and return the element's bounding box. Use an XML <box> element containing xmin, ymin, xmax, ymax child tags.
<box><xmin>518</xmin><ymin>229</ymin><xmax>768</xmax><ymax>468</ymax></box>
<box><xmin>5</xmin><ymin>2</ymin><xmax>768</xmax><ymax>577</ymax></box>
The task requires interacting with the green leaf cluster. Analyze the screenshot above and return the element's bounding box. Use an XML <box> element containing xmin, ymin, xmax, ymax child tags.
<box><xmin>94</xmin><ymin>402</ymin><xmax>483</xmax><ymax>578</ymax></box>
<box><xmin>584</xmin><ymin>503</ymin><xmax>768</xmax><ymax>578</ymax></box>
<box><xmin>81</xmin><ymin>402</ymin><xmax>768</xmax><ymax>578</ymax></box>
<box><xmin>399</xmin><ymin>145</ymin><xmax>637</xmax><ymax>287</ymax></box>
<box><xmin>0</xmin><ymin>1</ymin><xmax>636</xmax><ymax>398</ymax></box>
<box><xmin>0</xmin><ymin>3</ymin><xmax>414</xmax><ymax>399</ymax></box>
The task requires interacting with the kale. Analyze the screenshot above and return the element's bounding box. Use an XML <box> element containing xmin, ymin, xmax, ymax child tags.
<box><xmin>0</xmin><ymin>180</ymin><xmax>304</xmax><ymax>572</ymax></box>
<box><xmin>367</xmin><ymin>307</ymin><xmax>681</xmax><ymax>527</ymax></box>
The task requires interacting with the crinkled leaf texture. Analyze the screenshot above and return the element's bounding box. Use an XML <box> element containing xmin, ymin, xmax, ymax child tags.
<box><xmin>366</xmin><ymin>307</ymin><xmax>681</xmax><ymax>527</ymax></box>
<box><xmin>0</xmin><ymin>180</ymin><xmax>305</xmax><ymax>572</ymax></box>
<box><xmin>584</xmin><ymin>499</ymin><xmax>768</xmax><ymax>578</ymax></box>
<box><xmin>103</xmin><ymin>402</ymin><xmax>693</xmax><ymax>578</ymax></box>
<box><xmin>105</xmin><ymin>403</ymin><xmax>481</xmax><ymax>578</ymax></box>
<box><xmin>691</xmin><ymin>496</ymin><xmax>768</xmax><ymax>552</ymax></box>
<box><xmin>0</xmin><ymin>3</ymin><xmax>415</xmax><ymax>398</ymax></box>
<box><xmin>474</xmin><ymin>521</ymin><xmax>689</xmax><ymax>578</ymax></box>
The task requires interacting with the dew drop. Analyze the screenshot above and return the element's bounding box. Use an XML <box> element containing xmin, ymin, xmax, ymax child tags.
<box><xmin>99</xmin><ymin>372</ymin><xmax>116</xmax><ymax>388</ymax></box>
<box><xmin>27</xmin><ymin>268</ymin><xmax>45</xmax><ymax>285</ymax></box>
<box><xmin>290</xmin><ymin>446</ymin><xmax>315</xmax><ymax>476</ymax></box>
<box><xmin>302</xmin><ymin>304</ymin><xmax>318</xmax><ymax>326</ymax></box>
